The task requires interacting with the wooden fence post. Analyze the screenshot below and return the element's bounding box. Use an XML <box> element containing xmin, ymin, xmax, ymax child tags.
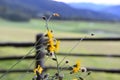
<box><xmin>35</xmin><ymin>34</ymin><xmax>45</xmax><ymax>80</ymax></box>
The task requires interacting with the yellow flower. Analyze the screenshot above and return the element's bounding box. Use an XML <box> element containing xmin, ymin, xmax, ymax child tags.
<box><xmin>72</xmin><ymin>60</ymin><xmax>81</xmax><ymax>73</ymax></box>
<box><xmin>55</xmin><ymin>40</ymin><xmax>60</xmax><ymax>52</ymax></box>
<box><xmin>34</xmin><ymin>65</ymin><xmax>43</xmax><ymax>74</ymax></box>
<box><xmin>76</xmin><ymin>61</ymin><xmax>80</xmax><ymax>68</ymax></box>
<box><xmin>73</xmin><ymin>67</ymin><xmax>80</xmax><ymax>73</ymax></box>
<box><xmin>47</xmin><ymin>39</ymin><xmax>56</xmax><ymax>53</ymax></box>
<box><xmin>48</xmin><ymin>39</ymin><xmax>54</xmax><ymax>46</ymax></box>
<box><xmin>46</xmin><ymin>30</ymin><xmax>60</xmax><ymax>53</ymax></box>
<box><xmin>53</xmin><ymin>13</ymin><xmax>60</xmax><ymax>17</ymax></box>
<box><xmin>47</xmin><ymin>30</ymin><xmax>53</xmax><ymax>39</ymax></box>
<box><xmin>48</xmin><ymin>45</ymin><xmax>55</xmax><ymax>52</ymax></box>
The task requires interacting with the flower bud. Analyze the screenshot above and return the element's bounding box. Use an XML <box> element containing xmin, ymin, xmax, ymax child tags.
<box><xmin>42</xmin><ymin>16</ymin><xmax>47</xmax><ymax>20</ymax></box>
<box><xmin>65</xmin><ymin>60</ymin><xmax>69</xmax><ymax>64</ymax></box>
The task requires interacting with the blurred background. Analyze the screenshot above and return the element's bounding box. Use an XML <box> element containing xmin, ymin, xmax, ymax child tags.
<box><xmin>0</xmin><ymin>0</ymin><xmax>120</xmax><ymax>80</ymax></box>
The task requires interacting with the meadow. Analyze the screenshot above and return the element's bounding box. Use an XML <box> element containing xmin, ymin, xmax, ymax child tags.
<box><xmin>0</xmin><ymin>18</ymin><xmax>120</xmax><ymax>80</ymax></box>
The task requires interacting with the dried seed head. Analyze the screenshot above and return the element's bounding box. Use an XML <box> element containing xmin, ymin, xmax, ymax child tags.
<box><xmin>53</xmin><ymin>13</ymin><xmax>60</xmax><ymax>17</ymax></box>
<box><xmin>65</xmin><ymin>60</ymin><xmax>69</xmax><ymax>64</ymax></box>
<box><xmin>42</xmin><ymin>16</ymin><xmax>47</xmax><ymax>20</ymax></box>
<box><xmin>91</xmin><ymin>33</ymin><xmax>94</xmax><ymax>36</ymax></box>
<box><xmin>81</xmin><ymin>67</ymin><xmax>87</xmax><ymax>72</ymax></box>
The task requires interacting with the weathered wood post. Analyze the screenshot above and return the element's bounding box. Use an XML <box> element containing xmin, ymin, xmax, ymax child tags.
<box><xmin>35</xmin><ymin>34</ymin><xmax>45</xmax><ymax>80</ymax></box>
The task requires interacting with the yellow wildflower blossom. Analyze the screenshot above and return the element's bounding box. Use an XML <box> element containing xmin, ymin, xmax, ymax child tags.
<box><xmin>47</xmin><ymin>30</ymin><xmax>53</xmax><ymax>39</ymax></box>
<box><xmin>46</xmin><ymin>30</ymin><xmax>60</xmax><ymax>54</ymax></box>
<box><xmin>76</xmin><ymin>61</ymin><xmax>80</xmax><ymax>68</ymax></box>
<box><xmin>34</xmin><ymin>65</ymin><xmax>43</xmax><ymax>74</ymax></box>
<box><xmin>72</xmin><ymin>60</ymin><xmax>81</xmax><ymax>73</ymax></box>
<box><xmin>48</xmin><ymin>45</ymin><xmax>55</xmax><ymax>52</ymax></box>
<box><xmin>73</xmin><ymin>67</ymin><xmax>80</xmax><ymax>73</ymax></box>
<box><xmin>47</xmin><ymin>39</ymin><xmax>56</xmax><ymax>53</ymax></box>
<box><xmin>48</xmin><ymin>39</ymin><xmax>54</xmax><ymax>46</ymax></box>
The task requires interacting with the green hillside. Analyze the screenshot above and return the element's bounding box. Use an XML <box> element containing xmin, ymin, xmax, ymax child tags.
<box><xmin>0</xmin><ymin>0</ymin><xmax>120</xmax><ymax>21</ymax></box>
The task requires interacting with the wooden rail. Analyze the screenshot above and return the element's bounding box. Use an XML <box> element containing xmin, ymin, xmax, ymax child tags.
<box><xmin>0</xmin><ymin>67</ymin><xmax>120</xmax><ymax>73</ymax></box>
<box><xmin>0</xmin><ymin>36</ymin><xmax>120</xmax><ymax>80</ymax></box>
<box><xmin>0</xmin><ymin>37</ymin><xmax>120</xmax><ymax>47</ymax></box>
<box><xmin>0</xmin><ymin>53</ymin><xmax>120</xmax><ymax>61</ymax></box>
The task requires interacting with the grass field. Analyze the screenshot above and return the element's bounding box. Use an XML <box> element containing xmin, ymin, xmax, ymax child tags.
<box><xmin>0</xmin><ymin>18</ymin><xmax>120</xmax><ymax>80</ymax></box>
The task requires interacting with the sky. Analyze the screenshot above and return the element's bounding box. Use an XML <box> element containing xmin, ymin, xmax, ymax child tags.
<box><xmin>54</xmin><ymin>0</ymin><xmax>120</xmax><ymax>5</ymax></box>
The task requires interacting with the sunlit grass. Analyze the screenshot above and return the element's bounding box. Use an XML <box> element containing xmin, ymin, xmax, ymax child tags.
<box><xmin>60</xmin><ymin>41</ymin><xmax>120</xmax><ymax>54</ymax></box>
<box><xmin>0</xmin><ymin>18</ymin><xmax>120</xmax><ymax>80</ymax></box>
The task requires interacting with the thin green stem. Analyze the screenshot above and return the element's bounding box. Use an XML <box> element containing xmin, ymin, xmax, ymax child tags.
<box><xmin>54</xmin><ymin>53</ymin><xmax>60</xmax><ymax>75</ymax></box>
<box><xmin>44</xmin><ymin>14</ymin><xmax>53</xmax><ymax>31</ymax></box>
<box><xmin>58</xmin><ymin>36</ymin><xmax>87</xmax><ymax>66</ymax></box>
